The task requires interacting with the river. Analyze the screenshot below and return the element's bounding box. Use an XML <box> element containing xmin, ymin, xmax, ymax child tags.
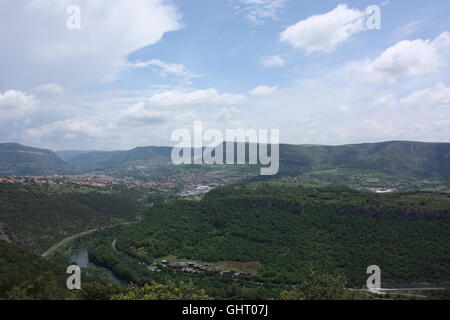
<box><xmin>70</xmin><ymin>248</ymin><xmax>127</xmax><ymax>287</ymax></box>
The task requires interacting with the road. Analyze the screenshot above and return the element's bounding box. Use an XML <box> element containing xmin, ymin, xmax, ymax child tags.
<box><xmin>41</xmin><ymin>220</ymin><xmax>140</xmax><ymax>258</ymax></box>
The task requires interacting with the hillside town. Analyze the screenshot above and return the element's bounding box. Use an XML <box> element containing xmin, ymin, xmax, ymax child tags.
<box><xmin>0</xmin><ymin>172</ymin><xmax>241</xmax><ymax>197</ymax></box>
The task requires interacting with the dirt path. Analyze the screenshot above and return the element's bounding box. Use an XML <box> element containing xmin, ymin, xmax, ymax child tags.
<box><xmin>41</xmin><ymin>220</ymin><xmax>140</xmax><ymax>258</ymax></box>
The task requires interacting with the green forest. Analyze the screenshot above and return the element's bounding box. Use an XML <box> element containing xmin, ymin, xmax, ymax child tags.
<box><xmin>64</xmin><ymin>182</ymin><xmax>450</xmax><ymax>299</ymax></box>
<box><xmin>0</xmin><ymin>182</ymin><xmax>146</xmax><ymax>253</ymax></box>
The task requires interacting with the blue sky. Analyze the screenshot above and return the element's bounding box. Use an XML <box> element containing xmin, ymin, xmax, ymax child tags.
<box><xmin>1</xmin><ymin>0</ymin><xmax>450</xmax><ymax>150</ymax></box>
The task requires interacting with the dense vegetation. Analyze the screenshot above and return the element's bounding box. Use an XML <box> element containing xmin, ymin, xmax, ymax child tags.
<box><xmin>0</xmin><ymin>240</ymin><xmax>71</xmax><ymax>299</ymax></box>
<box><xmin>0</xmin><ymin>239</ymin><xmax>130</xmax><ymax>300</ymax></box>
<box><xmin>0</xmin><ymin>182</ymin><xmax>146</xmax><ymax>254</ymax></box>
<box><xmin>1</xmin><ymin>180</ymin><xmax>449</xmax><ymax>300</ymax></box>
<box><xmin>2</xmin><ymin>140</ymin><xmax>450</xmax><ymax>300</ymax></box>
<box><xmin>69</xmin><ymin>182</ymin><xmax>449</xmax><ymax>299</ymax></box>
<box><xmin>3</xmin><ymin>235</ymin><xmax>444</xmax><ymax>300</ymax></box>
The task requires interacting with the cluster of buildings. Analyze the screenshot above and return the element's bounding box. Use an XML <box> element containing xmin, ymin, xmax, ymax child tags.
<box><xmin>0</xmin><ymin>171</ymin><xmax>241</xmax><ymax>196</ymax></box>
<box><xmin>178</xmin><ymin>185</ymin><xmax>213</xmax><ymax>197</ymax></box>
<box><xmin>0</xmin><ymin>175</ymin><xmax>127</xmax><ymax>187</ymax></box>
<box><xmin>368</xmin><ymin>187</ymin><xmax>398</xmax><ymax>194</ymax></box>
<box><xmin>161</xmin><ymin>260</ymin><xmax>251</xmax><ymax>278</ymax></box>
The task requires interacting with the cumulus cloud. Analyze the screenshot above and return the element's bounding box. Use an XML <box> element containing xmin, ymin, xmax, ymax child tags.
<box><xmin>249</xmin><ymin>85</ymin><xmax>278</xmax><ymax>96</ymax></box>
<box><xmin>260</xmin><ymin>55</ymin><xmax>286</xmax><ymax>67</ymax></box>
<box><xmin>0</xmin><ymin>0</ymin><xmax>182</xmax><ymax>88</ymax></box>
<box><xmin>10</xmin><ymin>86</ymin><xmax>248</xmax><ymax>147</ymax></box>
<box><xmin>128</xmin><ymin>59</ymin><xmax>202</xmax><ymax>84</ymax></box>
<box><xmin>349</xmin><ymin>32</ymin><xmax>450</xmax><ymax>83</ymax></box>
<box><xmin>231</xmin><ymin>0</ymin><xmax>288</xmax><ymax>24</ymax></box>
<box><xmin>25</xmin><ymin>118</ymin><xmax>112</xmax><ymax>139</ymax></box>
<box><xmin>119</xmin><ymin>101</ymin><xmax>169</xmax><ymax>127</ymax></box>
<box><xmin>279</xmin><ymin>4</ymin><xmax>365</xmax><ymax>54</ymax></box>
<box><xmin>0</xmin><ymin>90</ymin><xmax>38</xmax><ymax>119</ymax></box>
<box><xmin>363</xmin><ymin>83</ymin><xmax>450</xmax><ymax>141</ymax></box>
<box><xmin>149</xmin><ymin>89</ymin><xmax>246</xmax><ymax>106</ymax></box>
<box><xmin>375</xmin><ymin>83</ymin><xmax>450</xmax><ymax>108</ymax></box>
<box><xmin>34</xmin><ymin>83</ymin><xmax>65</xmax><ymax>95</ymax></box>
<box><xmin>400</xmin><ymin>83</ymin><xmax>450</xmax><ymax>107</ymax></box>
<box><xmin>216</xmin><ymin>106</ymin><xmax>241</xmax><ymax>121</ymax></box>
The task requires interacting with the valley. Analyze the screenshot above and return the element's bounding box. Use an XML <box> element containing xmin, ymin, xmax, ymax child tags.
<box><xmin>1</xmin><ymin>140</ymin><xmax>450</xmax><ymax>300</ymax></box>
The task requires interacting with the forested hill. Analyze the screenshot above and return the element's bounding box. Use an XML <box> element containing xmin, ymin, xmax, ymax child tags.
<box><xmin>67</xmin><ymin>140</ymin><xmax>450</xmax><ymax>179</ymax></box>
<box><xmin>0</xmin><ymin>182</ymin><xmax>147</xmax><ymax>254</ymax></box>
<box><xmin>278</xmin><ymin>141</ymin><xmax>450</xmax><ymax>179</ymax></box>
<box><xmin>104</xmin><ymin>182</ymin><xmax>450</xmax><ymax>287</ymax></box>
<box><xmin>1</xmin><ymin>141</ymin><xmax>450</xmax><ymax>184</ymax></box>
<box><xmin>0</xmin><ymin>240</ymin><xmax>70</xmax><ymax>300</ymax></box>
<box><xmin>65</xmin><ymin>146</ymin><xmax>173</xmax><ymax>171</ymax></box>
<box><xmin>0</xmin><ymin>143</ymin><xmax>76</xmax><ymax>176</ymax></box>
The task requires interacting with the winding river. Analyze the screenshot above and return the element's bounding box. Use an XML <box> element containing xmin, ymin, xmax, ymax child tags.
<box><xmin>70</xmin><ymin>248</ymin><xmax>127</xmax><ymax>287</ymax></box>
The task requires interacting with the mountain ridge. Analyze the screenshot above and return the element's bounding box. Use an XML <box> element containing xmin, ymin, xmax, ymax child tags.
<box><xmin>1</xmin><ymin>141</ymin><xmax>450</xmax><ymax>182</ymax></box>
<box><xmin>0</xmin><ymin>143</ymin><xmax>77</xmax><ymax>176</ymax></box>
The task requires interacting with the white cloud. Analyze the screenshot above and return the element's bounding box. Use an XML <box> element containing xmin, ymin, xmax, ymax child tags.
<box><xmin>25</xmin><ymin>118</ymin><xmax>111</xmax><ymax>139</ymax></box>
<box><xmin>0</xmin><ymin>90</ymin><xmax>37</xmax><ymax>119</ymax></box>
<box><xmin>128</xmin><ymin>59</ymin><xmax>202</xmax><ymax>84</ymax></box>
<box><xmin>149</xmin><ymin>89</ymin><xmax>246</xmax><ymax>106</ymax></box>
<box><xmin>216</xmin><ymin>106</ymin><xmax>241</xmax><ymax>121</ymax></box>
<box><xmin>400</xmin><ymin>83</ymin><xmax>450</xmax><ymax>108</ymax></box>
<box><xmin>349</xmin><ymin>32</ymin><xmax>450</xmax><ymax>83</ymax></box>
<box><xmin>260</xmin><ymin>55</ymin><xmax>286</xmax><ymax>67</ymax></box>
<box><xmin>231</xmin><ymin>0</ymin><xmax>288</xmax><ymax>24</ymax></box>
<box><xmin>280</xmin><ymin>4</ymin><xmax>365</xmax><ymax>54</ymax></box>
<box><xmin>249</xmin><ymin>85</ymin><xmax>278</xmax><ymax>96</ymax></box>
<box><xmin>14</xmin><ymin>86</ymin><xmax>248</xmax><ymax>147</ymax></box>
<box><xmin>119</xmin><ymin>101</ymin><xmax>169</xmax><ymax>127</ymax></box>
<box><xmin>34</xmin><ymin>83</ymin><xmax>65</xmax><ymax>95</ymax></box>
<box><xmin>0</xmin><ymin>0</ymin><xmax>182</xmax><ymax>88</ymax></box>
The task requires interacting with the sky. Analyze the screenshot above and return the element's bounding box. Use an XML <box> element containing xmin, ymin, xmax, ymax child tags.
<box><xmin>1</xmin><ymin>0</ymin><xmax>450</xmax><ymax>150</ymax></box>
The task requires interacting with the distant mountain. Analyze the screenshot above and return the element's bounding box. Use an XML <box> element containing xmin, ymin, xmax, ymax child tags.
<box><xmin>55</xmin><ymin>150</ymin><xmax>94</xmax><ymax>162</ymax></box>
<box><xmin>67</xmin><ymin>146</ymin><xmax>173</xmax><ymax>171</ymax></box>
<box><xmin>2</xmin><ymin>141</ymin><xmax>450</xmax><ymax>182</ymax></box>
<box><xmin>278</xmin><ymin>141</ymin><xmax>450</xmax><ymax>180</ymax></box>
<box><xmin>0</xmin><ymin>143</ymin><xmax>76</xmax><ymax>176</ymax></box>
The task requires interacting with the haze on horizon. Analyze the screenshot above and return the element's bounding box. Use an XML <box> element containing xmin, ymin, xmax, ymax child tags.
<box><xmin>1</xmin><ymin>0</ymin><xmax>450</xmax><ymax>151</ymax></box>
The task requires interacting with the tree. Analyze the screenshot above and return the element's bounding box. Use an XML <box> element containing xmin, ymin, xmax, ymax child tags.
<box><xmin>279</xmin><ymin>267</ymin><xmax>364</xmax><ymax>300</ymax></box>
<box><xmin>111</xmin><ymin>281</ymin><xmax>211</xmax><ymax>300</ymax></box>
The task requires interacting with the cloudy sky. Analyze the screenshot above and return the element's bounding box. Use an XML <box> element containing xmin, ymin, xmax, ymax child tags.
<box><xmin>1</xmin><ymin>0</ymin><xmax>450</xmax><ymax>150</ymax></box>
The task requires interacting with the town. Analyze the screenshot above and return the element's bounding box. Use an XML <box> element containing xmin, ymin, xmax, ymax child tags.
<box><xmin>0</xmin><ymin>172</ymin><xmax>241</xmax><ymax>197</ymax></box>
